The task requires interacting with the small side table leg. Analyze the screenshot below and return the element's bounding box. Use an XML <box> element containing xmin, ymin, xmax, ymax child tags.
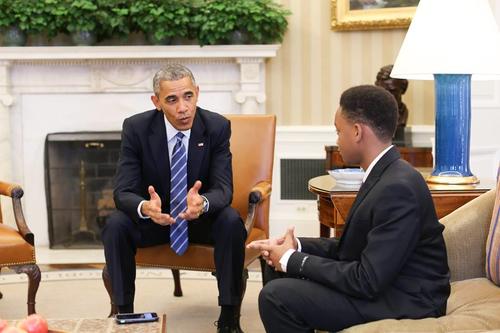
<box><xmin>320</xmin><ymin>224</ymin><xmax>331</xmax><ymax>238</ymax></box>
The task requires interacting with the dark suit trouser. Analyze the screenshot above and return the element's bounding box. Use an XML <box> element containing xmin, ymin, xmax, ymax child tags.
<box><xmin>101</xmin><ymin>207</ymin><xmax>246</xmax><ymax>307</ymax></box>
<box><xmin>259</xmin><ymin>266</ymin><xmax>365</xmax><ymax>333</ymax></box>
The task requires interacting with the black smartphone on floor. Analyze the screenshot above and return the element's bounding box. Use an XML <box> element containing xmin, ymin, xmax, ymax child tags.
<box><xmin>115</xmin><ymin>312</ymin><xmax>159</xmax><ymax>324</ymax></box>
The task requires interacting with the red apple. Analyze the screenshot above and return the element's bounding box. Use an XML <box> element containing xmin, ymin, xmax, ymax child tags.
<box><xmin>17</xmin><ymin>314</ymin><xmax>48</xmax><ymax>333</ymax></box>
<box><xmin>0</xmin><ymin>319</ymin><xmax>9</xmax><ymax>332</ymax></box>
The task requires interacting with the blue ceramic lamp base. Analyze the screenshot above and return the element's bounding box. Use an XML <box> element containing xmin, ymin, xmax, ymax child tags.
<box><xmin>426</xmin><ymin>174</ymin><xmax>478</xmax><ymax>185</ymax></box>
<box><xmin>426</xmin><ymin>74</ymin><xmax>479</xmax><ymax>185</ymax></box>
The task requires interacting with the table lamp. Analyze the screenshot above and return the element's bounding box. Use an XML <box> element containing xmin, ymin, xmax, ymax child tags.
<box><xmin>391</xmin><ymin>0</ymin><xmax>500</xmax><ymax>184</ymax></box>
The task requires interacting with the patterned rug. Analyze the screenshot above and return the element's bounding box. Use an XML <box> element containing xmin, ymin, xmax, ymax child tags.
<box><xmin>0</xmin><ymin>268</ymin><xmax>265</xmax><ymax>333</ymax></box>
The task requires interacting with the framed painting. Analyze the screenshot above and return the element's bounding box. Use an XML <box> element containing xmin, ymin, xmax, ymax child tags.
<box><xmin>331</xmin><ymin>0</ymin><xmax>419</xmax><ymax>31</ymax></box>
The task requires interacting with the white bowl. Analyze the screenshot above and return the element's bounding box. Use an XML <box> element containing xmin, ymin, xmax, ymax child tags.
<box><xmin>328</xmin><ymin>168</ymin><xmax>365</xmax><ymax>185</ymax></box>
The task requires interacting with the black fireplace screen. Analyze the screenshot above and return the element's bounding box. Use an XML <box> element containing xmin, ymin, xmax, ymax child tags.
<box><xmin>44</xmin><ymin>132</ymin><xmax>121</xmax><ymax>249</ymax></box>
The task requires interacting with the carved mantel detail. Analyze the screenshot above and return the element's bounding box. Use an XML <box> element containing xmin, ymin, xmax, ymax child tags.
<box><xmin>235</xmin><ymin>57</ymin><xmax>267</xmax><ymax>114</ymax></box>
<box><xmin>0</xmin><ymin>61</ymin><xmax>13</xmax><ymax>175</ymax></box>
<box><xmin>0</xmin><ymin>61</ymin><xmax>14</xmax><ymax>107</ymax></box>
<box><xmin>0</xmin><ymin>60</ymin><xmax>14</xmax><ymax>221</ymax></box>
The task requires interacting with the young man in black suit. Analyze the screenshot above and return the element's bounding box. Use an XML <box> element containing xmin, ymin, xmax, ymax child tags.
<box><xmin>248</xmin><ymin>85</ymin><xmax>450</xmax><ymax>332</ymax></box>
<box><xmin>102</xmin><ymin>64</ymin><xmax>246</xmax><ymax>333</ymax></box>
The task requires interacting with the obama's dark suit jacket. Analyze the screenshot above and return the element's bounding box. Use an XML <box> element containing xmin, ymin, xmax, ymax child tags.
<box><xmin>114</xmin><ymin>107</ymin><xmax>233</xmax><ymax>222</ymax></box>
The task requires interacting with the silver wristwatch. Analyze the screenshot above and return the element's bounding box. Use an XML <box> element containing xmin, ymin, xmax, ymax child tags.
<box><xmin>201</xmin><ymin>196</ymin><xmax>209</xmax><ymax>213</ymax></box>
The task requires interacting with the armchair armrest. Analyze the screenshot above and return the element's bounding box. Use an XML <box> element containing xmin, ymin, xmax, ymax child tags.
<box><xmin>244</xmin><ymin>181</ymin><xmax>272</xmax><ymax>235</ymax></box>
<box><xmin>440</xmin><ymin>189</ymin><xmax>495</xmax><ymax>282</ymax></box>
<box><xmin>0</xmin><ymin>181</ymin><xmax>34</xmax><ymax>246</ymax></box>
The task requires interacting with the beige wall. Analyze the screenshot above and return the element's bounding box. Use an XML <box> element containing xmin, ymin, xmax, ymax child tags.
<box><xmin>266</xmin><ymin>0</ymin><xmax>435</xmax><ymax>126</ymax></box>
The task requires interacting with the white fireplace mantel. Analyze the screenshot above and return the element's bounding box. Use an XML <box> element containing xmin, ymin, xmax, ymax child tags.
<box><xmin>0</xmin><ymin>44</ymin><xmax>280</xmax><ymax>115</ymax></box>
<box><xmin>0</xmin><ymin>45</ymin><xmax>280</xmax><ymax>246</ymax></box>
<box><xmin>0</xmin><ymin>44</ymin><xmax>281</xmax><ymax>61</ymax></box>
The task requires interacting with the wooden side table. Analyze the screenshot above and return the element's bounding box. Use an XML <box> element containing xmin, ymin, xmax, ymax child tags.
<box><xmin>308</xmin><ymin>175</ymin><xmax>495</xmax><ymax>238</ymax></box>
<box><xmin>325</xmin><ymin>145</ymin><xmax>433</xmax><ymax>171</ymax></box>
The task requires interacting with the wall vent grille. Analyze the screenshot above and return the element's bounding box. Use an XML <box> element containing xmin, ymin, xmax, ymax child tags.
<box><xmin>280</xmin><ymin>159</ymin><xmax>325</xmax><ymax>200</ymax></box>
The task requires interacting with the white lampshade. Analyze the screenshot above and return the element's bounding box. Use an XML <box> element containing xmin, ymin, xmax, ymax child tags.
<box><xmin>392</xmin><ymin>0</ymin><xmax>500</xmax><ymax>80</ymax></box>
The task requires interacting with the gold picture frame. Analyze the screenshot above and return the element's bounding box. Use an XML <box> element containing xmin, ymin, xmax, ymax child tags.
<box><xmin>331</xmin><ymin>0</ymin><xmax>418</xmax><ymax>31</ymax></box>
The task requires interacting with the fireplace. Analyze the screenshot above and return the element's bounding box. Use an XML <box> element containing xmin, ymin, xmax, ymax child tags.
<box><xmin>45</xmin><ymin>132</ymin><xmax>121</xmax><ymax>248</ymax></box>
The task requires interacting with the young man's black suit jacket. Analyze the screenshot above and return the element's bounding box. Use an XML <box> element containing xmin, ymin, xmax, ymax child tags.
<box><xmin>287</xmin><ymin>147</ymin><xmax>450</xmax><ymax>322</ymax></box>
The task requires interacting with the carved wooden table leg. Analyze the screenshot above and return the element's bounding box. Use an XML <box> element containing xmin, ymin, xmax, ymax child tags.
<box><xmin>102</xmin><ymin>265</ymin><xmax>118</xmax><ymax>317</ymax></box>
<box><xmin>171</xmin><ymin>269</ymin><xmax>183</xmax><ymax>297</ymax></box>
<box><xmin>12</xmin><ymin>264</ymin><xmax>41</xmax><ymax>315</ymax></box>
<box><xmin>317</xmin><ymin>196</ymin><xmax>336</xmax><ymax>238</ymax></box>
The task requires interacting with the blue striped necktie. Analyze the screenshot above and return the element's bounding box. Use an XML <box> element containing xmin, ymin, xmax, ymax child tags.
<box><xmin>170</xmin><ymin>132</ymin><xmax>188</xmax><ymax>255</ymax></box>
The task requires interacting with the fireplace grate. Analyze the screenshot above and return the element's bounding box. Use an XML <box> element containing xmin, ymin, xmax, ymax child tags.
<box><xmin>44</xmin><ymin>132</ymin><xmax>121</xmax><ymax>249</ymax></box>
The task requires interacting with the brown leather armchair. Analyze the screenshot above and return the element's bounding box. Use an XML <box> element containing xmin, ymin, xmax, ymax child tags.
<box><xmin>103</xmin><ymin>114</ymin><xmax>276</xmax><ymax>315</ymax></box>
<box><xmin>0</xmin><ymin>181</ymin><xmax>41</xmax><ymax>315</ymax></box>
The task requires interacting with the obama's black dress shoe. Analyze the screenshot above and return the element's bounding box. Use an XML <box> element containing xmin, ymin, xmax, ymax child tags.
<box><xmin>215</xmin><ymin>321</ymin><xmax>244</xmax><ymax>333</ymax></box>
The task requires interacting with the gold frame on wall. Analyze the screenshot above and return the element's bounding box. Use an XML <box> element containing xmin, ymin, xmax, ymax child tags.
<box><xmin>331</xmin><ymin>0</ymin><xmax>417</xmax><ymax>31</ymax></box>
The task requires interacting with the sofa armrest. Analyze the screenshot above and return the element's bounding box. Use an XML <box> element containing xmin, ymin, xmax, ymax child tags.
<box><xmin>441</xmin><ymin>189</ymin><xmax>496</xmax><ymax>282</ymax></box>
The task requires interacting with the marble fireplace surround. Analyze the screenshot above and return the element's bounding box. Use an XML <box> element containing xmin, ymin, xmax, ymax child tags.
<box><xmin>0</xmin><ymin>45</ymin><xmax>280</xmax><ymax>247</ymax></box>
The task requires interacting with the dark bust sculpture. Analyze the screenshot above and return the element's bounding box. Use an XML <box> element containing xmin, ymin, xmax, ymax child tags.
<box><xmin>375</xmin><ymin>64</ymin><xmax>409</xmax><ymax>145</ymax></box>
